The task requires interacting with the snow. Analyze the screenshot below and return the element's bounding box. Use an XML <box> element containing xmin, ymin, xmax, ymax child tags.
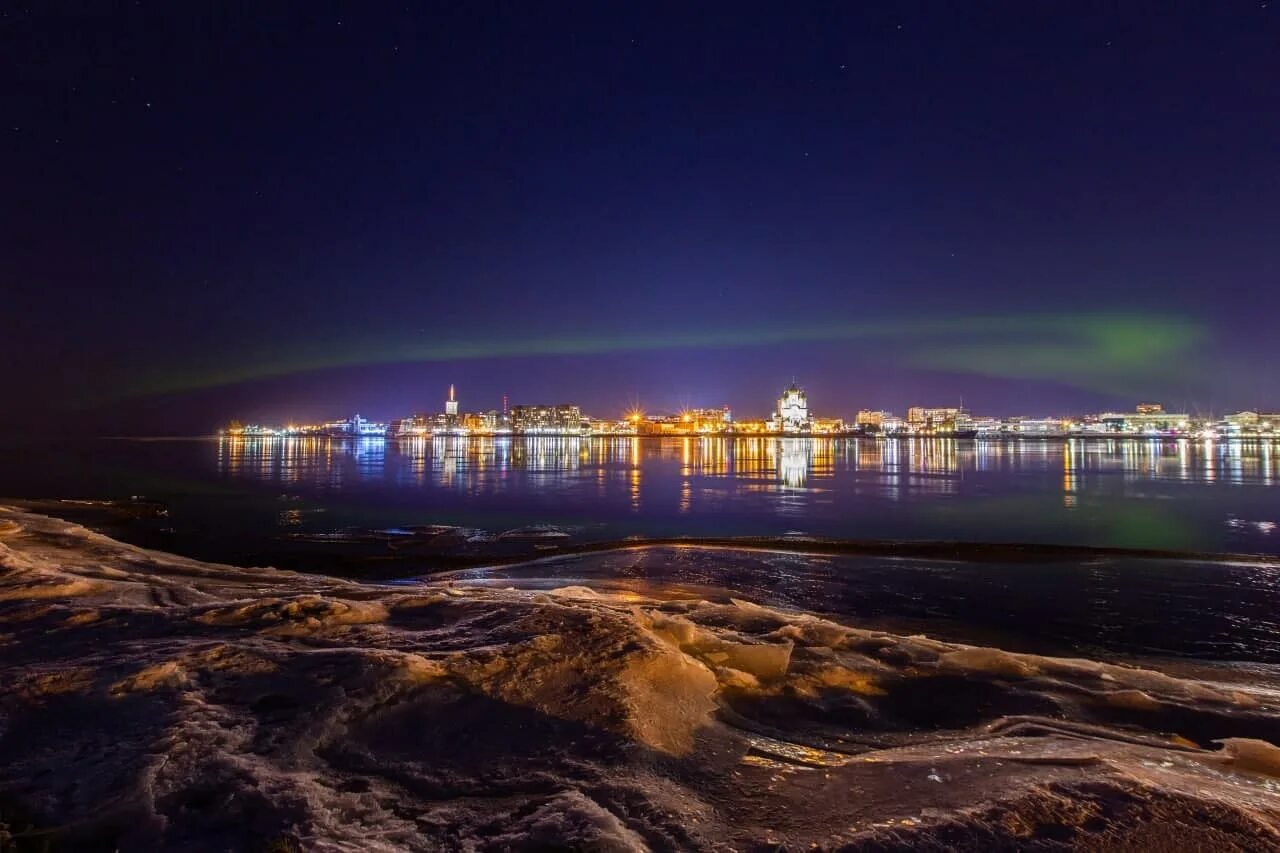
<box><xmin>2</xmin><ymin>505</ymin><xmax>1280</xmax><ymax>850</ymax></box>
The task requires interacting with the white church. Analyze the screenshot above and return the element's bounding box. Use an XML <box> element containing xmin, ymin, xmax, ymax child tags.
<box><xmin>768</xmin><ymin>381</ymin><xmax>813</xmax><ymax>433</ymax></box>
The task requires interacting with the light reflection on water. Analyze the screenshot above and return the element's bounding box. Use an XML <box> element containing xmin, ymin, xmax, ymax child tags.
<box><xmin>216</xmin><ymin>435</ymin><xmax>1280</xmax><ymax>489</ymax></box>
<box><xmin>7</xmin><ymin>434</ymin><xmax>1280</xmax><ymax>661</ymax></box>
<box><xmin>211</xmin><ymin>435</ymin><xmax>1280</xmax><ymax>554</ymax></box>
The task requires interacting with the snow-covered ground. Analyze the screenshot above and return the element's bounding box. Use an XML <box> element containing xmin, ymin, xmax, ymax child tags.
<box><xmin>2</xmin><ymin>505</ymin><xmax>1279</xmax><ymax>850</ymax></box>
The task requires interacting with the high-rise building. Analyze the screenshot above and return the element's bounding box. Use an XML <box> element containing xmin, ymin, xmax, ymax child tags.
<box><xmin>445</xmin><ymin>385</ymin><xmax>459</xmax><ymax>417</ymax></box>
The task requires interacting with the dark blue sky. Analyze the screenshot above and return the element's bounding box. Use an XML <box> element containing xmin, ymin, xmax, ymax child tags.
<box><xmin>5</xmin><ymin>3</ymin><xmax>1278</xmax><ymax>431</ymax></box>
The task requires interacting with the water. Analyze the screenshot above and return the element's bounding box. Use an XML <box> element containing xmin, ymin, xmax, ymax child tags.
<box><xmin>3</xmin><ymin>434</ymin><xmax>1280</xmax><ymax>663</ymax></box>
<box><xmin>446</xmin><ymin>546</ymin><xmax>1280</xmax><ymax>664</ymax></box>
<box><xmin>3</xmin><ymin>435</ymin><xmax>1278</xmax><ymax>555</ymax></box>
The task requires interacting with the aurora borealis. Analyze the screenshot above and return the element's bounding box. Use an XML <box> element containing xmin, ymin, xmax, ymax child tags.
<box><xmin>5</xmin><ymin>5</ymin><xmax>1278</xmax><ymax>432</ymax></box>
<box><xmin>107</xmin><ymin>312</ymin><xmax>1206</xmax><ymax>403</ymax></box>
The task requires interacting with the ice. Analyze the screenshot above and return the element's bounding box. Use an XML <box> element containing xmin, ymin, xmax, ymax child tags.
<box><xmin>938</xmin><ymin>647</ymin><xmax>1040</xmax><ymax>678</ymax></box>
<box><xmin>1216</xmin><ymin>738</ymin><xmax>1280</xmax><ymax>777</ymax></box>
<box><xmin>2</xmin><ymin>505</ymin><xmax>1280</xmax><ymax>849</ymax></box>
<box><xmin>196</xmin><ymin>595</ymin><xmax>390</xmax><ymax>632</ymax></box>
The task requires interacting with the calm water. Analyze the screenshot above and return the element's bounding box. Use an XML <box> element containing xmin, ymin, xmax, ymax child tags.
<box><xmin>2</xmin><ymin>435</ymin><xmax>1279</xmax><ymax>557</ymax></box>
<box><xmin>4</xmin><ymin>434</ymin><xmax>1280</xmax><ymax>663</ymax></box>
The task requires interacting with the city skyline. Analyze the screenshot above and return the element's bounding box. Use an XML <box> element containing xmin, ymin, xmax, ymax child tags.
<box><xmin>7</xmin><ymin>6</ymin><xmax>1280</xmax><ymax>437</ymax></box>
<box><xmin>63</xmin><ymin>358</ymin><xmax>1276</xmax><ymax>439</ymax></box>
<box><xmin>220</xmin><ymin>380</ymin><xmax>1280</xmax><ymax>441</ymax></box>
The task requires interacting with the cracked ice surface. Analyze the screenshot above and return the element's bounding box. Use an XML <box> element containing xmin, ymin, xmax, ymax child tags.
<box><xmin>1</xmin><ymin>506</ymin><xmax>1280</xmax><ymax>850</ymax></box>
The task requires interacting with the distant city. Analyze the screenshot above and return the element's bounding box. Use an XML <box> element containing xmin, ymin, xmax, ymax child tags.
<box><xmin>220</xmin><ymin>382</ymin><xmax>1280</xmax><ymax>441</ymax></box>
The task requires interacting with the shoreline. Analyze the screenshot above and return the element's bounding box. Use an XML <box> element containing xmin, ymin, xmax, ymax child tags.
<box><xmin>2</xmin><ymin>506</ymin><xmax>1280</xmax><ymax>849</ymax></box>
<box><xmin>11</xmin><ymin>499</ymin><xmax>1280</xmax><ymax>575</ymax></box>
<box><xmin>436</xmin><ymin>534</ymin><xmax>1280</xmax><ymax>569</ymax></box>
<box><xmin>98</xmin><ymin>432</ymin><xmax>1280</xmax><ymax>442</ymax></box>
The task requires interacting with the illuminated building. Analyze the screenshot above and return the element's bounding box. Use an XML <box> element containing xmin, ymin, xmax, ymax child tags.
<box><xmin>1223</xmin><ymin>411</ymin><xmax>1280</xmax><ymax>437</ymax></box>
<box><xmin>1227</xmin><ymin>411</ymin><xmax>1262</xmax><ymax>430</ymax></box>
<box><xmin>319</xmin><ymin>414</ymin><xmax>387</xmax><ymax>437</ymax></box>
<box><xmin>1010</xmin><ymin>417</ymin><xmax>1069</xmax><ymax>437</ymax></box>
<box><xmin>390</xmin><ymin>415</ymin><xmax>430</xmax><ymax>437</ymax></box>
<box><xmin>968</xmin><ymin>416</ymin><xmax>1002</xmax><ymax>435</ymax></box>
<box><xmin>634</xmin><ymin>415</ymin><xmax>678</xmax><ymax>436</ymax></box>
<box><xmin>769</xmin><ymin>382</ymin><xmax>812</xmax><ymax>434</ymax></box>
<box><xmin>352</xmin><ymin>414</ymin><xmax>387</xmax><ymax>437</ymax></box>
<box><xmin>461</xmin><ymin>410</ymin><xmax>506</xmax><ymax>434</ymax></box>
<box><xmin>905</xmin><ymin>406</ymin><xmax>971</xmax><ymax>436</ymax></box>
<box><xmin>430</xmin><ymin>385</ymin><xmax>469</xmax><ymax>434</ymax></box>
<box><xmin>510</xmin><ymin>404</ymin><xmax>587</xmax><ymax>435</ymax></box>
<box><xmin>684</xmin><ymin>407</ymin><xmax>733</xmax><ymax>434</ymax></box>
<box><xmin>732</xmin><ymin>419</ymin><xmax>772</xmax><ymax>434</ymax></box>
<box><xmin>1089</xmin><ymin>405</ymin><xmax>1190</xmax><ymax>435</ymax></box>
<box><xmin>907</xmin><ymin>407</ymin><xmax>960</xmax><ymax>426</ymax></box>
<box><xmin>220</xmin><ymin>393</ymin><xmax>1280</xmax><ymax>444</ymax></box>
<box><xmin>856</xmin><ymin>410</ymin><xmax>890</xmax><ymax>428</ymax></box>
<box><xmin>591</xmin><ymin>418</ymin><xmax>635</xmax><ymax>436</ymax></box>
<box><xmin>624</xmin><ymin>407</ymin><xmax>734</xmax><ymax>435</ymax></box>
<box><xmin>810</xmin><ymin>417</ymin><xmax>846</xmax><ymax>435</ymax></box>
<box><xmin>879</xmin><ymin>414</ymin><xmax>906</xmax><ymax>435</ymax></box>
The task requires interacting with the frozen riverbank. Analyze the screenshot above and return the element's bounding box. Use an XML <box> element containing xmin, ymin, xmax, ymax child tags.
<box><xmin>2</xmin><ymin>506</ymin><xmax>1279</xmax><ymax>850</ymax></box>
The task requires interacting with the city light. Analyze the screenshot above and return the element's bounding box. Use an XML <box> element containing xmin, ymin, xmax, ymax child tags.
<box><xmin>220</xmin><ymin>384</ymin><xmax>1280</xmax><ymax>443</ymax></box>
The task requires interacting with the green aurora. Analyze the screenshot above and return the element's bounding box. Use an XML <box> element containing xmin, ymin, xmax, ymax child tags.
<box><xmin>104</xmin><ymin>312</ymin><xmax>1205</xmax><ymax>402</ymax></box>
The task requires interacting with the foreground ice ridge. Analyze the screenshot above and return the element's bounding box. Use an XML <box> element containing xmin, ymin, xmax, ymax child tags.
<box><xmin>1</xmin><ymin>507</ymin><xmax>1279</xmax><ymax>851</ymax></box>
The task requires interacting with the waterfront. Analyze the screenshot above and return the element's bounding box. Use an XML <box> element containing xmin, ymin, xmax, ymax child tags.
<box><xmin>4</xmin><ymin>434</ymin><xmax>1280</xmax><ymax>561</ymax></box>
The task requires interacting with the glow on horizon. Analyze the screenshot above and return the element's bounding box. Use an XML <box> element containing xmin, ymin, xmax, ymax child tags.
<box><xmin>98</xmin><ymin>312</ymin><xmax>1204</xmax><ymax>402</ymax></box>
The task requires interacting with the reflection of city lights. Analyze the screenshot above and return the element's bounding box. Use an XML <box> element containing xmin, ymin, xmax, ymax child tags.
<box><xmin>775</xmin><ymin>438</ymin><xmax>811</xmax><ymax>488</ymax></box>
<box><xmin>213</xmin><ymin>432</ymin><xmax>1280</xmax><ymax>539</ymax></box>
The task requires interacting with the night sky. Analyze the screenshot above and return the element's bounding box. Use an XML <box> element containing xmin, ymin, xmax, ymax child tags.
<box><xmin>6</xmin><ymin>3</ymin><xmax>1278</xmax><ymax>434</ymax></box>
